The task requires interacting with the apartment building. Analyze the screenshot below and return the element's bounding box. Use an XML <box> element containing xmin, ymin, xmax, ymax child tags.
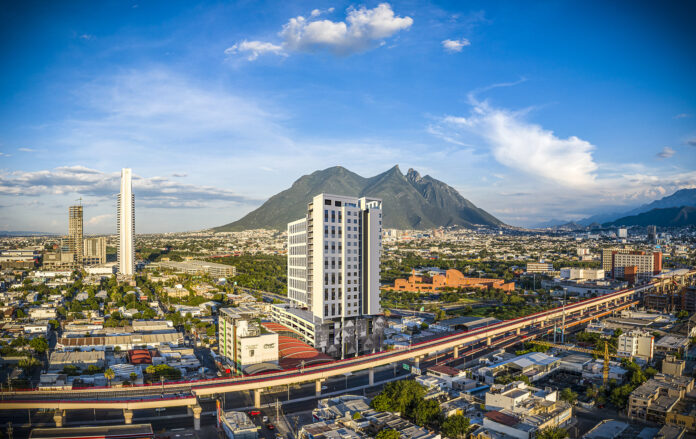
<box><xmin>559</xmin><ymin>267</ymin><xmax>604</xmax><ymax>281</ymax></box>
<box><xmin>628</xmin><ymin>374</ymin><xmax>694</xmax><ymax>423</ymax></box>
<box><xmin>617</xmin><ymin>330</ymin><xmax>654</xmax><ymax>361</ymax></box>
<box><xmin>118</xmin><ymin>168</ymin><xmax>135</xmax><ymax>275</ymax></box>
<box><xmin>612</xmin><ymin>251</ymin><xmax>662</xmax><ymax>283</ymax></box>
<box><xmin>280</xmin><ymin>193</ymin><xmax>386</xmax><ymax>358</ymax></box>
<box><xmin>68</xmin><ymin>205</ymin><xmax>84</xmax><ymax>264</ymax></box>
<box><xmin>601</xmin><ymin>247</ymin><xmax>632</xmax><ymax>272</ymax></box>
<box><xmin>83</xmin><ymin>237</ymin><xmax>107</xmax><ymax>265</ymax></box>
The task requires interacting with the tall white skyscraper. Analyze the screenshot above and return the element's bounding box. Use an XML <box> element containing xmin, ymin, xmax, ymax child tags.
<box><xmin>117</xmin><ymin>168</ymin><xmax>135</xmax><ymax>275</ymax></box>
<box><xmin>287</xmin><ymin>193</ymin><xmax>382</xmax><ymax>321</ymax></box>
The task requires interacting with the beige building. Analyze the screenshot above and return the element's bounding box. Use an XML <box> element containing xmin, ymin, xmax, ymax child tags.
<box><xmin>68</xmin><ymin>205</ymin><xmax>83</xmax><ymax>264</ymax></box>
<box><xmin>218</xmin><ymin>308</ymin><xmax>278</xmax><ymax>374</ymax></box>
<box><xmin>628</xmin><ymin>374</ymin><xmax>694</xmax><ymax>424</ymax></box>
<box><xmin>83</xmin><ymin>237</ymin><xmax>107</xmax><ymax>265</ymax></box>
<box><xmin>617</xmin><ymin>330</ymin><xmax>654</xmax><ymax>361</ymax></box>
<box><xmin>602</xmin><ymin>247</ymin><xmax>631</xmax><ymax>272</ymax></box>
<box><xmin>663</xmin><ymin>355</ymin><xmax>686</xmax><ymax>376</ymax></box>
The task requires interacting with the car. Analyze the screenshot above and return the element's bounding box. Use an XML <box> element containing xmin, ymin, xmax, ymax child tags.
<box><xmin>262</xmin><ymin>416</ymin><xmax>269</xmax><ymax>423</ymax></box>
<box><xmin>266</xmin><ymin>424</ymin><xmax>275</xmax><ymax>430</ymax></box>
<box><xmin>249</xmin><ymin>410</ymin><xmax>261</xmax><ymax>416</ymax></box>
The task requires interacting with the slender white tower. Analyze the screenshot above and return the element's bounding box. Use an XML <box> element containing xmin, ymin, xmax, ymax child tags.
<box><xmin>117</xmin><ymin>168</ymin><xmax>135</xmax><ymax>275</ymax></box>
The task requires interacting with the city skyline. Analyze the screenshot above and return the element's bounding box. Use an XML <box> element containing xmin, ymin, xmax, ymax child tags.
<box><xmin>1</xmin><ymin>1</ymin><xmax>695</xmax><ymax>233</ymax></box>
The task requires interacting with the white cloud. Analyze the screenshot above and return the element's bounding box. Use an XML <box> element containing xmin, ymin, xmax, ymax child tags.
<box><xmin>441</xmin><ymin>38</ymin><xmax>470</xmax><ymax>53</ymax></box>
<box><xmin>80</xmin><ymin>34</ymin><xmax>93</xmax><ymax>40</ymax></box>
<box><xmin>18</xmin><ymin>147</ymin><xmax>35</xmax><ymax>152</ymax></box>
<box><xmin>435</xmin><ymin>95</ymin><xmax>598</xmax><ymax>188</ymax></box>
<box><xmin>657</xmin><ymin>146</ymin><xmax>675</xmax><ymax>159</ymax></box>
<box><xmin>87</xmin><ymin>214</ymin><xmax>113</xmax><ymax>226</ymax></box>
<box><xmin>226</xmin><ymin>3</ymin><xmax>413</xmax><ymax>60</ymax></box>
<box><xmin>674</xmin><ymin>113</ymin><xmax>691</xmax><ymax>119</ymax></box>
<box><xmin>0</xmin><ymin>166</ymin><xmax>256</xmax><ymax>207</ymax></box>
<box><xmin>224</xmin><ymin>40</ymin><xmax>285</xmax><ymax>61</ymax></box>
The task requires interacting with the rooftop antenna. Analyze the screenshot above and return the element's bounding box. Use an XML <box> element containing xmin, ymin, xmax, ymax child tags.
<box><xmin>76</xmin><ymin>197</ymin><xmax>82</xmax><ymax>205</ymax></box>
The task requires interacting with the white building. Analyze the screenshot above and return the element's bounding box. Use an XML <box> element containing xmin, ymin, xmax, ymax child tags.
<box><xmin>218</xmin><ymin>308</ymin><xmax>278</xmax><ymax>374</ymax></box>
<box><xmin>617</xmin><ymin>330</ymin><xmax>654</xmax><ymax>361</ymax></box>
<box><xmin>618</xmin><ymin>228</ymin><xmax>628</xmax><ymax>239</ymax></box>
<box><xmin>559</xmin><ymin>268</ymin><xmax>604</xmax><ymax>281</ymax></box>
<box><xmin>280</xmin><ymin>193</ymin><xmax>386</xmax><ymax>358</ymax></box>
<box><xmin>287</xmin><ymin>193</ymin><xmax>382</xmax><ymax>318</ymax></box>
<box><xmin>117</xmin><ymin>168</ymin><xmax>135</xmax><ymax>275</ymax></box>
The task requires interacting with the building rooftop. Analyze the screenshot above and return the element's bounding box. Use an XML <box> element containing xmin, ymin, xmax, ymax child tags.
<box><xmin>582</xmin><ymin>419</ymin><xmax>628</xmax><ymax>439</ymax></box>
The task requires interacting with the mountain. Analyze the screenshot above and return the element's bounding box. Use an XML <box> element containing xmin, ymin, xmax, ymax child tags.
<box><xmin>213</xmin><ymin>165</ymin><xmax>504</xmax><ymax>231</ymax></box>
<box><xmin>603</xmin><ymin>206</ymin><xmax>696</xmax><ymax>227</ymax></box>
<box><xmin>579</xmin><ymin>188</ymin><xmax>696</xmax><ymax>225</ymax></box>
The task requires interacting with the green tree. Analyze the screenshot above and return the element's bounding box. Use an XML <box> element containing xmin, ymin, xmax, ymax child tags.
<box><xmin>104</xmin><ymin>368</ymin><xmax>115</xmax><ymax>386</ymax></box>
<box><xmin>29</xmin><ymin>337</ymin><xmax>48</xmax><ymax>354</ymax></box>
<box><xmin>559</xmin><ymin>388</ymin><xmax>578</xmax><ymax>405</ymax></box>
<box><xmin>440</xmin><ymin>415</ymin><xmax>470</xmax><ymax>439</ymax></box>
<box><xmin>15</xmin><ymin>309</ymin><xmax>26</xmax><ymax>318</ymax></box>
<box><xmin>412</xmin><ymin>399</ymin><xmax>440</xmax><ymax>427</ymax></box>
<box><xmin>375</xmin><ymin>430</ymin><xmax>400</xmax><ymax>439</ymax></box>
<box><xmin>18</xmin><ymin>356</ymin><xmax>41</xmax><ymax>371</ymax></box>
<box><xmin>371</xmin><ymin>380</ymin><xmax>426</xmax><ymax>415</ymax></box>
<box><xmin>536</xmin><ymin>426</ymin><xmax>569</xmax><ymax>439</ymax></box>
<box><xmin>352</xmin><ymin>412</ymin><xmax>362</xmax><ymax>420</ymax></box>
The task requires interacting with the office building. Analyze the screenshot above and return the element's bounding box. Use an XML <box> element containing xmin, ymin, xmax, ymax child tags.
<box><xmin>601</xmin><ymin>247</ymin><xmax>631</xmax><ymax>273</ymax></box>
<box><xmin>612</xmin><ymin>251</ymin><xmax>662</xmax><ymax>283</ymax></box>
<box><xmin>117</xmin><ymin>168</ymin><xmax>135</xmax><ymax>275</ymax></box>
<box><xmin>68</xmin><ymin>205</ymin><xmax>83</xmax><ymax>264</ymax></box>
<box><xmin>279</xmin><ymin>193</ymin><xmax>386</xmax><ymax>357</ymax></box>
<box><xmin>648</xmin><ymin>225</ymin><xmax>658</xmax><ymax>243</ymax></box>
<box><xmin>287</xmin><ymin>193</ymin><xmax>382</xmax><ymax>318</ymax></box>
<box><xmin>617</xmin><ymin>330</ymin><xmax>654</xmax><ymax>361</ymax></box>
<box><xmin>526</xmin><ymin>262</ymin><xmax>554</xmax><ymax>274</ymax></box>
<box><xmin>154</xmin><ymin>259</ymin><xmax>236</xmax><ymax>277</ymax></box>
<box><xmin>83</xmin><ymin>237</ymin><xmax>107</xmax><ymax>265</ymax></box>
<box><xmin>618</xmin><ymin>228</ymin><xmax>627</xmax><ymax>239</ymax></box>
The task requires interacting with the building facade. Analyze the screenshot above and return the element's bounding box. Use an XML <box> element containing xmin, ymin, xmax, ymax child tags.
<box><xmin>281</xmin><ymin>193</ymin><xmax>386</xmax><ymax>358</ymax></box>
<box><xmin>118</xmin><ymin>168</ymin><xmax>135</xmax><ymax>275</ymax></box>
<box><xmin>617</xmin><ymin>330</ymin><xmax>654</xmax><ymax>361</ymax></box>
<box><xmin>218</xmin><ymin>308</ymin><xmax>278</xmax><ymax>374</ymax></box>
<box><xmin>612</xmin><ymin>251</ymin><xmax>662</xmax><ymax>283</ymax></box>
<box><xmin>83</xmin><ymin>237</ymin><xmax>107</xmax><ymax>265</ymax></box>
<box><xmin>68</xmin><ymin>205</ymin><xmax>83</xmax><ymax>264</ymax></box>
<box><xmin>526</xmin><ymin>262</ymin><xmax>554</xmax><ymax>274</ymax></box>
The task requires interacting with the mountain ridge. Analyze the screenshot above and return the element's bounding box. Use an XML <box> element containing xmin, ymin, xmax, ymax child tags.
<box><xmin>603</xmin><ymin>206</ymin><xmax>696</xmax><ymax>228</ymax></box>
<box><xmin>578</xmin><ymin>188</ymin><xmax>696</xmax><ymax>225</ymax></box>
<box><xmin>213</xmin><ymin>165</ymin><xmax>504</xmax><ymax>231</ymax></box>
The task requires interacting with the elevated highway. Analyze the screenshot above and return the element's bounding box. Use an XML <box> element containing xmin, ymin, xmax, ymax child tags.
<box><xmin>0</xmin><ymin>282</ymin><xmax>654</xmax><ymax>425</ymax></box>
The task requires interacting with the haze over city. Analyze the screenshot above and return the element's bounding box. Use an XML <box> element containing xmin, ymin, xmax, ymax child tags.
<box><xmin>1</xmin><ymin>1</ymin><xmax>695</xmax><ymax>233</ymax></box>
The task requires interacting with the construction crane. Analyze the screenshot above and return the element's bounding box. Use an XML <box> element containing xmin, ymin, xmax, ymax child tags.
<box><xmin>529</xmin><ymin>340</ymin><xmax>623</xmax><ymax>386</ymax></box>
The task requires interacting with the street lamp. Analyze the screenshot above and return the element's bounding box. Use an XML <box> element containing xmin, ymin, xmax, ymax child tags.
<box><xmin>160</xmin><ymin>376</ymin><xmax>165</xmax><ymax>394</ymax></box>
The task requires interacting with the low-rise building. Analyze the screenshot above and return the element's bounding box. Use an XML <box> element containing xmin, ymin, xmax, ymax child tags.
<box><xmin>655</xmin><ymin>335</ymin><xmax>690</xmax><ymax>356</ymax></box>
<box><xmin>218</xmin><ymin>308</ymin><xmax>278</xmax><ymax>374</ymax></box>
<box><xmin>628</xmin><ymin>374</ymin><xmax>695</xmax><ymax>423</ymax></box>
<box><xmin>617</xmin><ymin>330</ymin><xmax>654</xmax><ymax>361</ymax></box>
<box><xmin>484</xmin><ymin>381</ymin><xmax>557</xmax><ymax>412</ymax></box>
<box><xmin>474</xmin><ymin>352</ymin><xmax>560</xmax><ymax>384</ymax></box>
<box><xmin>220</xmin><ymin>411</ymin><xmax>258</xmax><ymax>439</ymax></box>
<box><xmin>662</xmin><ymin>355</ymin><xmax>685</xmax><ymax>376</ymax></box>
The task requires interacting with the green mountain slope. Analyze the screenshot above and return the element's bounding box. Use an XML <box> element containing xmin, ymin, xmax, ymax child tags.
<box><xmin>213</xmin><ymin>165</ymin><xmax>504</xmax><ymax>231</ymax></box>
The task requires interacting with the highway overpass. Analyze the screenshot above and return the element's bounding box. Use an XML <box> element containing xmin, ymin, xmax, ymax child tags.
<box><xmin>0</xmin><ymin>281</ymin><xmax>657</xmax><ymax>427</ymax></box>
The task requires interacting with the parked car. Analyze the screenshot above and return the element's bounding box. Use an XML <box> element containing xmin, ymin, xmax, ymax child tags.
<box><xmin>262</xmin><ymin>416</ymin><xmax>269</xmax><ymax>423</ymax></box>
<box><xmin>266</xmin><ymin>424</ymin><xmax>275</xmax><ymax>430</ymax></box>
<box><xmin>249</xmin><ymin>410</ymin><xmax>261</xmax><ymax>416</ymax></box>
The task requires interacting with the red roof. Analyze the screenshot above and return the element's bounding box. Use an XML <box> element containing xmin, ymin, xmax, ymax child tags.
<box><xmin>428</xmin><ymin>364</ymin><xmax>463</xmax><ymax>377</ymax></box>
<box><xmin>128</xmin><ymin>349</ymin><xmax>153</xmax><ymax>365</ymax></box>
<box><xmin>485</xmin><ymin>411</ymin><xmax>519</xmax><ymax>427</ymax></box>
<box><xmin>260</xmin><ymin>322</ymin><xmax>333</xmax><ymax>369</ymax></box>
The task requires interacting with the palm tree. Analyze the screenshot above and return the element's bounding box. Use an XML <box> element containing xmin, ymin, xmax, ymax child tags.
<box><xmin>104</xmin><ymin>368</ymin><xmax>115</xmax><ymax>386</ymax></box>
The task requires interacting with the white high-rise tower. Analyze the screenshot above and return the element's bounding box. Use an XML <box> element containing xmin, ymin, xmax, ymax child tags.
<box><xmin>287</xmin><ymin>193</ymin><xmax>382</xmax><ymax>320</ymax></box>
<box><xmin>117</xmin><ymin>168</ymin><xmax>135</xmax><ymax>275</ymax></box>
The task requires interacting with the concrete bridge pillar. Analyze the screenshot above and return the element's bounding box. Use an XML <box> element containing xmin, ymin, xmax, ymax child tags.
<box><xmin>254</xmin><ymin>388</ymin><xmax>263</xmax><ymax>408</ymax></box>
<box><xmin>515</xmin><ymin>328</ymin><xmax>521</xmax><ymax>335</ymax></box>
<box><xmin>453</xmin><ymin>346</ymin><xmax>459</xmax><ymax>359</ymax></box>
<box><xmin>539</xmin><ymin>321</ymin><xmax>545</xmax><ymax>328</ymax></box>
<box><xmin>192</xmin><ymin>405</ymin><xmax>202</xmax><ymax>431</ymax></box>
<box><xmin>315</xmin><ymin>379</ymin><xmax>325</xmax><ymax>397</ymax></box>
<box><xmin>486</xmin><ymin>337</ymin><xmax>492</xmax><ymax>346</ymax></box>
<box><xmin>53</xmin><ymin>410</ymin><xmax>64</xmax><ymax>428</ymax></box>
<box><xmin>414</xmin><ymin>356</ymin><xmax>420</xmax><ymax>369</ymax></box>
<box><xmin>369</xmin><ymin>368</ymin><xmax>375</xmax><ymax>386</ymax></box>
<box><xmin>124</xmin><ymin>409</ymin><xmax>133</xmax><ymax>425</ymax></box>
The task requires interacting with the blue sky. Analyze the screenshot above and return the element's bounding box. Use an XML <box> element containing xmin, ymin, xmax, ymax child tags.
<box><xmin>1</xmin><ymin>0</ymin><xmax>695</xmax><ymax>232</ymax></box>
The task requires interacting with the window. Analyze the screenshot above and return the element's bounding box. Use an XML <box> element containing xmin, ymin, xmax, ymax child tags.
<box><xmin>335</xmin><ymin>201</ymin><xmax>342</xmax><ymax>207</ymax></box>
<box><xmin>325</xmin><ymin>199</ymin><xmax>332</xmax><ymax>206</ymax></box>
